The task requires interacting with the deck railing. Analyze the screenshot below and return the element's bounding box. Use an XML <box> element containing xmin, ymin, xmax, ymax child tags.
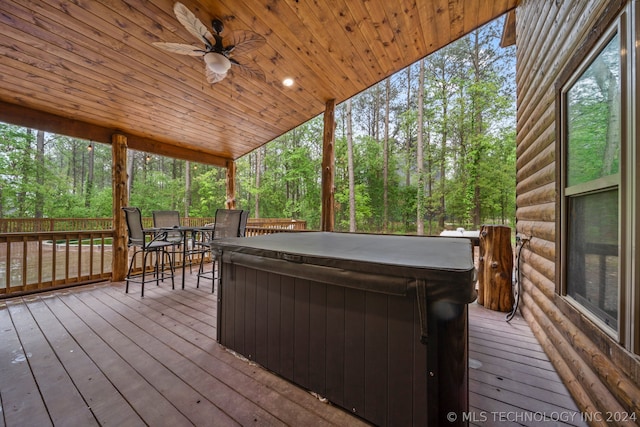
<box><xmin>0</xmin><ymin>230</ymin><xmax>114</xmax><ymax>296</ymax></box>
<box><xmin>0</xmin><ymin>217</ymin><xmax>306</xmax><ymax>298</ymax></box>
<box><xmin>0</xmin><ymin>217</ymin><xmax>306</xmax><ymax>232</ymax></box>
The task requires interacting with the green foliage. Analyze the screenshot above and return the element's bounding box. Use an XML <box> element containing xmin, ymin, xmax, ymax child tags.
<box><xmin>335</xmin><ymin>183</ymin><xmax>372</xmax><ymax>230</ymax></box>
<box><xmin>190</xmin><ymin>167</ymin><xmax>226</xmax><ymax>217</ymax></box>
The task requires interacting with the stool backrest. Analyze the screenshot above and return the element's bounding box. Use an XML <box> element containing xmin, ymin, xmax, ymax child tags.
<box><xmin>153</xmin><ymin>210</ymin><xmax>182</xmax><ymax>243</ymax></box>
<box><xmin>213</xmin><ymin>209</ymin><xmax>247</xmax><ymax>239</ymax></box>
<box><xmin>122</xmin><ymin>207</ymin><xmax>145</xmax><ymax>247</ymax></box>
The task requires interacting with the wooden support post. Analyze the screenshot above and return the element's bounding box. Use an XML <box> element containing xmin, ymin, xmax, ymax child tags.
<box><xmin>226</xmin><ymin>160</ymin><xmax>236</xmax><ymax>209</ymax></box>
<box><xmin>478</xmin><ymin>225</ymin><xmax>514</xmax><ymax>312</ymax></box>
<box><xmin>111</xmin><ymin>133</ymin><xmax>129</xmax><ymax>282</ymax></box>
<box><xmin>321</xmin><ymin>99</ymin><xmax>336</xmax><ymax>231</ymax></box>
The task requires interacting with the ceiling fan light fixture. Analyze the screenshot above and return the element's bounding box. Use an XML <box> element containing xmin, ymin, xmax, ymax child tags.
<box><xmin>204</xmin><ymin>52</ymin><xmax>231</xmax><ymax>74</ymax></box>
<box><xmin>155</xmin><ymin>3</ymin><xmax>265</xmax><ymax>84</ymax></box>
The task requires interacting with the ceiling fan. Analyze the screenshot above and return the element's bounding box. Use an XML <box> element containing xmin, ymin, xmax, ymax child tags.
<box><xmin>153</xmin><ymin>2</ymin><xmax>266</xmax><ymax>84</ymax></box>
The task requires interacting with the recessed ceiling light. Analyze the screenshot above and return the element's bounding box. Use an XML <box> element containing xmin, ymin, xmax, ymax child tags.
<box><xmin>282</xmin><ymin>77</ymin><xmax>294</xmax><ymax>87</ymax></box>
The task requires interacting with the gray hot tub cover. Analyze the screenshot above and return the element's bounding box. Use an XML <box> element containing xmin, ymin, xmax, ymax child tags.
<box><xmin>213</xmin><ymin>232</ymin><xmax>476</xmax><ymax>300</ymax></box>
<box><xmin>214</xmin><ymin>232</ymin><xmax>478</xmax><ymax>344</ymax></box>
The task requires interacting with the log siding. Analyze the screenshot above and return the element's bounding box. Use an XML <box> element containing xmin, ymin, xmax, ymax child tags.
<box><xmin>516</xmin><ymin>0</ymin><xmax>640</xmax><ymax>421</ymax></box>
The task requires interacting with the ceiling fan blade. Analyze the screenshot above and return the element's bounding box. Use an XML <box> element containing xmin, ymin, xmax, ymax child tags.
<box><xmin>153</xmin><ymin>42</ymin><xmax>204</xmax><ymax>56</ymax></box>
<box><xmin>173</xmin><ymin>2</ymin><xmax>214</xmax><ymax>46</ymax></box>
<box><xmin>229</xmin><ymin>61</ymin><xmax>266</xmax><ymax>82</ymax></box>
<box><xmin>224</xmin><ymin>30</ymin><xmax>266</xmax><ymax>57</ymax></box>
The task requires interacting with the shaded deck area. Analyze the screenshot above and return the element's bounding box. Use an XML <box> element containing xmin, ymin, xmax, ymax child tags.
<box><xmin>0</xmin><ymin>269</ymin><xmax>586</xmax><ymax>426</ymax></box>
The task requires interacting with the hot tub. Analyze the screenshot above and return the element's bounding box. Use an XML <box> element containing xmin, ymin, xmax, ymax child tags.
<box><xmin>212</xmin><ymin>232</ymin><xmax>476</xmax><ymax>426</ymax></box>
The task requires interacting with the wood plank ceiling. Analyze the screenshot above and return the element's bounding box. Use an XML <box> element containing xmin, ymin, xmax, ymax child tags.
<box><xmin>0</xmin><ymin>0</ymin><xmax>518</xmax><ymax>166</ymax></box>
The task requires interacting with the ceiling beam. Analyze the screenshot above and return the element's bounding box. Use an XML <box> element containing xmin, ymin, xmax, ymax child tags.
<box><xmin>0</xmin><ymin>101</ymin><xmax>230</xmax><ymax>167</ymax></box>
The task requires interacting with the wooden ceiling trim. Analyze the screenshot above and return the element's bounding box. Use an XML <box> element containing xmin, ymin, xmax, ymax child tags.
<box><xmin>130</xmin><ymin>0</ymin><xmax>179</xmax><ymax>33</ymax></box>
<box><xmin>343</xmin><ymin>1</ymin><xmax>400</xmax><ymax>78</ymax></box>
<box><xmin>219</xmin><ymin>62</ymin><xmax>322</xmax><ymax>124</ymax></box>
<box><xmin>126</xmin><ymin>134</ymin><xmax>229</xmax><ymax>167</ymax></box>
<box><xmin>0</xmin><ymin>101</ymin><xmax>114</xmax><ymax>144</ymax></box>
<box><xmin>488</xmin><ymin>1</ymin><xmax>514</xmax><ymax>33</ymax></box>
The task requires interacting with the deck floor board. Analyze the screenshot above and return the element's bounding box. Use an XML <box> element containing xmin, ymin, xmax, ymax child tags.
<box><xmin>0</xmin><ymin>271</ymin><xmax>586</xmax><ymax>426</ymax></box>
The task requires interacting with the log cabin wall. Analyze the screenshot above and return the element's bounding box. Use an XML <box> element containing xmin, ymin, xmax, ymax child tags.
<box><xmin>515</xmin><ymin>0</ymin><xmax>640</xmax><ymax>420</ymax></box>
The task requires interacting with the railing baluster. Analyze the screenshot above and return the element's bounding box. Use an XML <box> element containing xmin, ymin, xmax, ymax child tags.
<box><xmin>90</xmin><ymin>234</ymin><xmax>95</xmax><ymax>277</ymax></box>
<box><xmin>65</xmin><ymin>236</ymin><xmax>70</xmax><ymax>283</ymax></box>
<box><xmin>38</xmin><ymin>234</ymin><xmax>44</xmax><ymax>288</ymax></box>
<box><xmin>4</xmin><ymin>237</ymin><xmax>11</xmax><ymax>292</ymax></box>
<box><xmin>52</xmin><ymin>235</ymin><xmax>57</xmax><ymax>286</ymax></box>
<box><xmin>77</xmin><ymin>233</ymin><xmax>83</xmax><ymax>281</ymax></box>
<box><xmin>22</xmin><ymin>236</ymin><xmax>28</xmax><ymax>288</ymax></box>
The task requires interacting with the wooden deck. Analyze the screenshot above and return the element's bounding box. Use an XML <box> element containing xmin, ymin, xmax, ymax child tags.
<box><xmin>467</xmin><ymin>304</ymin><xmax>586</xmax><ymax>427</ymax></box>
<box><xmin>0</xmin><ymin>269</ymin><xmax>586</xmax><ymax>426</ymax></box>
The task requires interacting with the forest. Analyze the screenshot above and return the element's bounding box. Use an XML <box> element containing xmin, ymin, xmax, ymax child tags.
<box><xmin>0</xmin><ymin>19</ymin><xmax>516</xmax><ymax>235</ymax></box>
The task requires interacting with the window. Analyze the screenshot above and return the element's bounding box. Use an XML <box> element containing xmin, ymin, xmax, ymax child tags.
<box><xmin>561</xmin><ymin>22</ymin><xmax>623</xmax><ymax>335</ymax></box>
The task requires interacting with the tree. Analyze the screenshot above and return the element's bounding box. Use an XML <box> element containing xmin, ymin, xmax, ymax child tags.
<box><xmin>86</xmin><ymin>141</ymin><xmax>95</xmax><ymax>209</ymax></box>
<box><xmin>346</xmin><ymin>99</ymin><xmax>356</xmax><ymax>232</ymax></box>
<box><xmin>185</xmin><ymin>160</ymin><xmax>192</xmax><ymax>217</ymax></box>
<box><xmin>416</xmin><ymin>59</ymin><xmax>425</xmax><ymax>235</ymax></box>
<box><xmin>426</xmin><ymin>48</ymin><xmax>454</xmax><ymax>229</ymax></box>
<box><xmin>383</xmin><ymin>78</ymin><xmax>390</xmax><ymax>232</ymax></box>
<box><xmin>254</xmin><ymin>148</ymin><xmax>262</xmax><ymax>218</ymax></box>
<box><xmin>35</xmin><ymin>130</ymin><xmax>45</xmax><ymax>219</ymax></box>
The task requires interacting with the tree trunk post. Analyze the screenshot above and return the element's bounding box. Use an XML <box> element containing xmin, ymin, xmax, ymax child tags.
<box><xmin>478</xmin><ymin>225</ymin><xmax>514</xmax><ymax>312</ymax></box>
<box><xmin>321</xmin><ymin>99</ymin><xmax>336</xmax><ymax>231</ymax></box>
<box><xmin>111</xmin><ymin>133</ymin><xmax>129</xmax><ymax>282</ymax></box>
<box><xmin>226</xmin><ymin>160</ymin><xmax>236</xmax><ymax>209</ymax></box>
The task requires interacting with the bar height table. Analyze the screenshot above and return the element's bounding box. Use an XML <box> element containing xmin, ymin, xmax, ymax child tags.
<box><xmin>158</xmin><ymin>225</ymin><xmax>215</xmax><ymax>289</ymax></box>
